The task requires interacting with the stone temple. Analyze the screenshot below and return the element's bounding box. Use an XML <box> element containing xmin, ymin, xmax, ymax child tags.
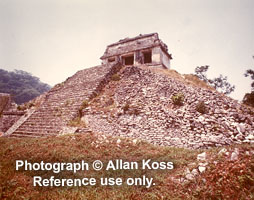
<box><xmin>1</xmin><ymin>33</ymin><xmax>254</xmax><ymax>149</ymax></box>
<box><xmin>100</xmin><ymin>33</ymin><xmax>172</xmax><ymax>68</ymax></box>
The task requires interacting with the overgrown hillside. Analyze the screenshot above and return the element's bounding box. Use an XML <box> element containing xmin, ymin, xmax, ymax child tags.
<box><xmin>0</xmin><ymin>133</ymin><xmax>253</xmax><ymax>199</ymax></box>
<box><xmin>0</xmin><ymin>69</ymin><xmax>51</xmax><ymax>104</ymax></box>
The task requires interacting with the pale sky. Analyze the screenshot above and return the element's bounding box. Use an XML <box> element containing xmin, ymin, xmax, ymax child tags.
<box><xmin>0</xmin><ymin>0</ymin><xmax>253</xmax><ymax>100</ymax></box>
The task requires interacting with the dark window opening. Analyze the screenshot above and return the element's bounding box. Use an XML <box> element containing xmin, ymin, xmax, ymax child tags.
<box><xmin>123</xmin><ymin>55</ymin><xmax>134</xmax><ymax>65</ymax></box>
<box><xmin>143</xmin><ymin>51</ymin><xmax>152</xmax><ymax>63</ymax></box>
<box><xmin>108</xmin><ymin>57</ymin><xmax>115</xmax><ymax>62</ymax></box>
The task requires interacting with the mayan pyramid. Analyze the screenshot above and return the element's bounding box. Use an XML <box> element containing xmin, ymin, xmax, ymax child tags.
<box><xmin>2</xmin><ymin>33</ymin><xmax>254</xmax><ymax>149</ymax></box>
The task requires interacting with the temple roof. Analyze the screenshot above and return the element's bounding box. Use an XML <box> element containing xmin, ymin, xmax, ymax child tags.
<box><xmin>100</xmin><ymin>33</ymin><xmax>171</xmax><ymax>59</ymax></box>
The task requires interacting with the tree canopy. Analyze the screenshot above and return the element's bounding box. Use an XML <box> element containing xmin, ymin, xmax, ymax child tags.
<box><xmin>244</xmin><ymin>69</ymin><xmax>254</xmax><ymax>91</ymax></box>
<box><xmin>242</xmin><ymin>56</ymin><xmax>254</xmax><ymax>107</ymax></box>
<box><xmin>194</xmin><ymin>66</ymin><xmax>235</xmax><ymax>95</ymax></box>
<box><xmin>0</xmin><ymin>69</ymin><xmax>51</xmax><ymax>104</ymax></box>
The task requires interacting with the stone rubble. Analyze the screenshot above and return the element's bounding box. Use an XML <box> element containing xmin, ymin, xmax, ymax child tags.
<box><xmin>0</xmin><ymin>93</ymin><xmax>24</xmax><ymax>133</ymax></box>
<box><xmin>170</xmin><ymin>147</ymin><xmax>254</xmax><ymax>184</ymax></box>
<box><xmin>82</xmin><ymin>66</ymin><xmax>254</xmax><ymax>149</ymax></box>
<box><xmin>3</xmin><ymin>63</ymin><xmax>254</xmax><ymax>150</ymax></box>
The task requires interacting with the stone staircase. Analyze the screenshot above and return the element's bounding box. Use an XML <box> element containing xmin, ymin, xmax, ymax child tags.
<box><xmin>4</xmin><ymin>108</ymin><xmax>36</xmax><ymax>137</ymax></box>
<box><xmin>9</xmin><ymin>63</ymin><xmax>122</xmax><ymax>138</ymax></box>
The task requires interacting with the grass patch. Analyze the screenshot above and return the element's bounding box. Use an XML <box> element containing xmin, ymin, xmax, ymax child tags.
<box><xmin>145</xmin><ymin>67</ymin><xmax>214</xmax><ymax>91</ymax></box>
<box><xmin>68</xmin><ymin>117</ymin><xmax>86</xmax><ymax>127</ymax></box>
<box><xmin>172</xmin><ymin>93</ymin><xmax>185</xmax><ymax>106</ymax></box>
<box><xmin>111</xmin><ymin>74</ymin><xmax>121</xmax><ymax>81</ymax></box>
<box><xmin>81</xmin><ymin>100</ymin><xmax>89</xmax><ymax>109</ymax></box>
<box><xmin>196</xmin><ymin>101</ymin><xmax>208</xmax><ymax>114</ymax></box>
<box><xmin>0</xmin><ymin>135</ymin><xmax>253</xmax><ymax>199</ymax></box>
<box><xmin>183</xmin><ymin>74</ymin><xmax>215</xmax><ymax>91</ymax></box>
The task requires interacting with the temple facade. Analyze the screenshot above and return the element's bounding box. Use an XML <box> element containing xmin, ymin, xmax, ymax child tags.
<box><xmin>100</xmin><ymin>33</ymin><xmax>172</xmax><ymax>68</ymax></box>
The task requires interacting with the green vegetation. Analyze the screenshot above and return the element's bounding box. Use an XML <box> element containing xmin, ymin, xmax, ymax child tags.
<box><xmin>77</xmin><ymin>100</ymin><xmax>90</xmax><ymax>118</ymax></box>
<box><xmin>53</xmin><ymin>107</ymin><xmax>62</xmax><ymax>117</ymax></box>
<box><xmin>187</xmin><ymin>153</ymin><xmax>254</xmax><ymax>199</ymax></box>
<box><xmin>194</xmin><ymin>66</ymin><xmax>235</xmax><ymax>95</ymax></box>
<box><xmin>111</xmin><ymin>74</ymin><xmax>121</xmax><ymax>81</ymax></box>
<box><xmin>17</xmin><ymin>105</ymin><xmax>26</xmax><ymax>111</ymax></box>
<box><xmin>196</xmin><ymin>101</ymin><xmax>207</xmax><ymax>114</ymax></box>
<box><xmin>104</xmin><ymin>98</ymin><xmax>114</xmax><ymax>107</ymax></box>
<box><xmin>17</xmin><ymin>102</ymin><xmax>36</xmax><ymax>111</ymax></box>
<box><xmin>244</xmin><ymin>57</ymin><xmax>254</xmax><ymax>91</ymax></box>
<box><xmin>122</xmin><ymin>103</ymin><xmax>130</xmax><ymax>112</ymax></box>
<box><xmin>91</xmin><ymin>91</ymin><xmax>99</xmax><ymax>99</ymax></box>
<box><xmin>81</xmin><ymin>100</ymin><xmax>89</xmax><ymax>109</ymax></box>
<box><xmin>0</xmin><ymin>135</ymin><xmax>253</xmax><ymax>199</ymax></box>
<box><xmin>243</xmin><ymin>58</ymin><xmax>254</xmax><ymax>107</ymax></box>
<box><xmin>130</xmin><ymin>108</ymin><xmax>140</xmax><ymax>115</ymax></box>
<box><xmin>172</xmin><ymin>93</ymin><xmax>185</xmax><ymax>106</ymax></box>
<box><xmin>243</xmin><ymin>91</ymin><xmax>254</xmax><ymax>107</ymax></box>
<box><xmin>68</xmin><ymin>117</ymin><xmax>86</xmax><ymax>127</ymax></box>
<box><xmin>0</xmin><ymin>69</ymin><xmax>51</xmax><ymax>104</ymax></box>
<box><xmin>65</xmin><ymin>100</ymin><xmax>70</xmax><ymax>106</ymax></box>
<box><xmin>123</xmin><ymin>104</ymin><xmax>140</xmax><ymax>115</ymax></box>
<box><xmin>243</xmin><ymin>92</ymin><xmax>254</xmax><ymax>107</ymax></box>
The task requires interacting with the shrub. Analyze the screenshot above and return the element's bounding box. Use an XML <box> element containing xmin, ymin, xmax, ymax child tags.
<box><xmin>131</xmin><ymin>108</ymin><xmax>140</xmax><ymax>115</ymax></box>
<box><xmin>123</xmin><ymin>103</ymin><xmax>130</xmax><ymax>112</ymax></box>
<box><xmin>91</xmin><ymin>91</ymin><xmax>98</xmax><ymax>99</ymax></box>
<box><xmin>78</xmin><ymin>100</ymin><xmax>89</xmax><ymax>117</ymax></box>
<box><xmin>82</xmin><ymin>100</ymin><xmax>89</xmax><ymax>108</ymax></box>
<box><xmin>243</xmin><ymin>92</ymin><xmax>254</xmax><ymax>107</ymax></box>
<box><xmin>211</xmin><ymin>124</ymin><xmax>220</xmax><ymax>132</ymax></box>
<box><xmin>65</xmin><ymin>100</ymin><xmax>70</xmax><ymax>106</ymax></box>
<box><xmin>112</xmin><ymin>74</ymin><xmax>120</xmax><ymax>81</ymax></box>
<box><xmin>104</xmin><ymin>98</ymin><xmax>114</xmax><ymax>107</ymax></box>
<box><xmin>122</xmin><ymin>103</ymin><xmax>140</xmax><ymax>115</ymax></box>
<box><xmin>172</xmin><ymin>93</ymin><xmax>185</xmax><ymax>106</ymax></box>
<box><xmin>68</xmin><ymin>117</ymin><xmax>86</xmax><ymax>127</ymax></box>
<box><xmin>78</xmin><ymin>108</ymin><xmax>83</xmax><ymax>118</ymax></box>
<box><xmin>17</xmin><ymin>105</ymin><xmax>26</xmax><ymax>111</ymax></box>
<box><xmin>29</xmin><ymin>102</ymin><xmax>35</xmax><ymax>108</ymax></box>
<box><xmin>196</xmin><ymin>101</ymin><xmax>207</xmax><ymax>114</ymax></box>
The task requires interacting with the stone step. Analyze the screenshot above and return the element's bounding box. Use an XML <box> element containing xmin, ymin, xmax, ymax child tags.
<box><xmin>39</xmin><ymin>104</ymin><xmax>81</xmax><ymax>108</ymax></box>
<box><xmin>42</xmin><ymin>98</ymin><xmax>88</xmax><ymax>104</ymax></box>
<box><xmin>12</xmin><ymin>130</ymin><xmax>59</xmax><ymax>136</ymax></box>
<box><xmin>9</xmin><ymin>134</ymin><xmax>43</xmax><ymax>138</ymax></box>
<box><xmin>19</xmin><ymin>122</ymin><xmax>63</xmax><ymax>126</ymax></box>
<box><xmin>22</xmin><ymin>122</ymin><xmax>65</xmax><ymax>126</ymax></box>
<box><xmin>17</xmin><ymin>127</ymin><xmax>61</xmax><ymax>133</ymax></box>
<box><xmin>26</xmin><ymin>117</ymin><xmax>64</xmax><ymax>121</ymax></box>
<box><xmin>10</xmin><ymin>132</ymin><xmax>58</xmax><ymax>138</ymax></box>
<box><xmin>17</xmin><ymin>124</ymin><xmax>62</xmax><ymax>130</ymax></box>
<box><xmin>4</xmin><ymin>108</ymin><xmax>36</xmax><ymax>137</ymax></box>
<box><xmin>33</xmin><ymin>110</ymin><xmax>78</xmax><ymax>115</ymax></box>
<box><xmin>45</xmin><ymin>89</ymin><xmax>96</xmax><ymax>97</ymax></box>
<box><xmin>76</xmin><ymin>128</ymin><xmax>93</xmax><ymax>133</ymax></box>
<box><xmin>7</xmin><ymin>63</ymin><xmax>122</xmax><ymax>138</ymax></box>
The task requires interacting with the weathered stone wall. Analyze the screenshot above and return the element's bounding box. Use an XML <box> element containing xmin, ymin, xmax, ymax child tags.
<box><xmin>151</xmin><ymin>46</ymin><xmax>161</xmax><ymax>65</ymax></box>
<box><xmin>82</xmin><ymin>66</ymin><xmax>254</xmax><ymax>149</ymax></box>
<box><xmin>0</xmin><ymin>111</ymin><xmax>25</xmax><ymax>133</ymax></box>
<box><xmin>102</xmin><ymin>34</ymin><xmax>159</xmax><ymax>59</ymax></box>
<box><xmin>160</xmin><ymin>49</ymin><xmax>171</xmax><ymax>68</ymax></box>
<box><xmin>101</xmin><ymin>33</ymin><xmax>171</xmax><ymax>69</ymax></box>
<box><xmin>0</xmin><ymin>93</ymin><xmax>11</xmax><ymax>114</ymax></box>
<box><xmin>0</xmin><ymin>93</ymin><xmax>23</xmax><ymax>133</ymax></box>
